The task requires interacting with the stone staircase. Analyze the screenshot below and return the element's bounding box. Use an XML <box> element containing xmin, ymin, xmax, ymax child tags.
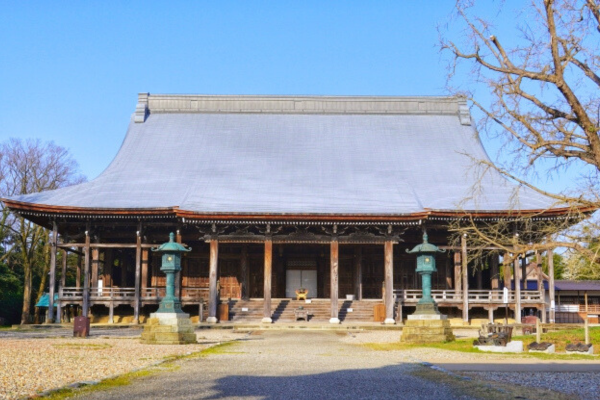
<box><xmin>224</xmin><ymin>298</ymin><xmax>381</xmax><ymax>323</ymax></box>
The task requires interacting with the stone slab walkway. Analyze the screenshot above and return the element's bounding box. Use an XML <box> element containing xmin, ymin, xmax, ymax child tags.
<box><xmin>73</xmin><ymin>330</ymin><xmax>477</xmax><ymax>400</ymax></box>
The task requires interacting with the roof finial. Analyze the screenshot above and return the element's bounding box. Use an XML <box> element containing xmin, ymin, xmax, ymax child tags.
<box><xmin>169</xmin><ymin>232</ymin><xmax>175</xmax><ymax>242</ymax></box>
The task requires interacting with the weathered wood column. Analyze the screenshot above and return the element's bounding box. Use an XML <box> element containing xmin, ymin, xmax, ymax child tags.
<box><xmin>453</xmin><ymin>251</ymin><xmax>462</xmax><ymax>296</ymax></box>
<box><xmin>536</xmin><ymin>251</ymin><xmax>546</xmax><ymax>323</ymax></box>
<box><xmin>133</xmin><ymin>229</ymin><xmax>142</xmax><ymax>324</ymax></box>
<box><xmin>490</xmin><ymin>253</ymin><xmax>499</xmax><ymax>290</ymax></box>
<box><xmin>384</xmin><ymin>240</ymin><xmax>395</xmax><ymax>324</ymax></box>
<box><xmin>548</xmin><ymin>247</ymin><xmax>555</xmax><ymax>323</ymax></box>
<box><xmin>263</xmin><ymin>238</ymin><xmax>273</xmax><ymax>323</ymax></box>
<box><xmin>330</xmin><ymin>238</ymin><xmax>340</xmax><ymax>324</ymax></box>
<box><xmin>141</xmin><ymin>249</ymin><xmax>149</xmax><ymax>293</ymax></box>
<box><xmin>57</xmin><ymin>249</ymin><xmax>67</xmax><ymax>323</ymax></box>
<box><xmin>514</xmin><ymin>255</ymin><xmax>522</xmax><ymax>323</ymax></box>
<box><xmin>91</xmin><ymin>246</ymin><xmax>100</xmax><ymax>293</ymax></box>
<box><xmin>488</xmin><ymin>307</ymin><xmax>494</xmax><ymax>323</ymax></box>
<box><xmin>104</xmin><ymin>249</ymin><xmax>113</xmax><ymax>288</ymax></box>
<box><xmin>82</xmin><ymin>230</ymin><xmax>91</xmax><ymax>318</ymax></box>
<box><xmin>47</xmin><ymin>222</ymin><xmax>58</xmax><ymax>323</ymax></box>
<box><xmin>207</xmin><ymin>238</ymin><xmax>219</xmax><ymax>323</ymax></box>
<box><xmin>461</xmin><ymin>235</ymin><xmax>469</xmax><ymax>323</ymax></box>
<box><xmin>521</xmin><ymin>256</ymin><xmax>527</xmax><ymax>291</ymax></box>
<box><xmin>503</xmin><ymin>253</ymin><xmax>511</xmax><ymax>289</ymax></box>
<box><xmin>241</xmin><ymin>245</ymin><xmax>249</xmax><ymax>300</ymax></box>
<box><xmin>175</xmin><ymin>231</ymin><xmax>182</xmax><ymax>299</ymax></box>
<box><xmin>76</xmin><ymin>254</ymin><xmax>82</xmax><ymax>289</ymax></box>
<box><xmin>354</xmin><ymin>246</ymin><xmax>362</xmax><ymax>300</ymax></box>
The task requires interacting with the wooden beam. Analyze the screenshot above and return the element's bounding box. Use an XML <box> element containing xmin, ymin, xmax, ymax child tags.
<box><xmin>76</xmin><ymin>254</ymin><xmax>82</xmax><ymax>289</ymax></box>
<box><xmin>58</xmin><ymin>243</ymin><xmax>157</xmax><ymax>249</ymax></box>
<box><xmin>91</xmin><ymin>246</ymin><xmax>100</xmax><ymax>290</ymax></box>
<box><xmin>263</xmin><ymin>239</ymin><xmax>273</xmax><ymax>323</ymax></box>
<box><xmin>207</xmin><ymin>239</ymin><xmax>219</xmax><ymax>323</ymax></box>
<box><xmin>141</xmin><ymin>249</ymin><xmax>149</xmax><ymax>292</ymax></box>
<box><xmin>330</xmin><ymin>239</ymin><xmax>340</xmax><ymax>324</ymax></box>
<box><xmin>384</xmin><ymin>240</ymin><xmax>394</xmax><ymax>324</ymax></box>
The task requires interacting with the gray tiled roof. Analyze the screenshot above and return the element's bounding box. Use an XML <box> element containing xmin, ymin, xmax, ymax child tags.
<box><xmin>10</xmin><ymin>95</ymin><xmax>558</xmax><ymax>215</ymax></box>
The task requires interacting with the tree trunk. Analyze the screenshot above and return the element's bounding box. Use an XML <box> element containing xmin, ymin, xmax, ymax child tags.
<box><xmin>20</xmin><ymin>258</ymin><xmax>32</xmax><ymax>324</ymax></box>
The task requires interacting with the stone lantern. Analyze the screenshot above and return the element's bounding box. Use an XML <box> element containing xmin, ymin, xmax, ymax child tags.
<box><xmin>406</xmin><ymin>232</ymin><xmax>445</xmax><ymax>315</ymax></box>
<box><xmin>154</xmin><ymin>232</ymin><xmax>190</xmax><ymax>314</ymax></box>
<box><xmin>402</xmin><ymin>232</ymin><xmax>454</xmax><ymax>343</ymax></box>
<box><xmin>141</xmin><ymin>232</ymin><xmax>196</xmax><ymax>344</ymax></box>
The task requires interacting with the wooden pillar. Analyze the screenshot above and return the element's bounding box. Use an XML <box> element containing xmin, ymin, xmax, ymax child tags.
<box><xmin>120</xmin><ymin>257</ymin><xmax>127</xmax><ymax>287</ymax></box>
<box><xmin>514</xmin><ymin>256</ymin><xmax>522</xmax><ymax>323</ymax></box>
<box><xmin>453</xmin><ymin>251</ymin><xmax>462</xmax><ymax>295</ymax></box>
<box><xmin>141</xmin><ymin>249</ymin><xmax>149</xmax><ymax>292</ymax></box>
<box><xmin>76</xmin><ymin>254</ymin><xmax>82</xmax><ymax>289</ymax></box>
<box><xmin>47</xmin><ymin>222</ymin><xmax>58</xmax><ymax>323</ymax></box>
<box><xmin>91</xmin><ymin>247</ymin><xmax>100</xmax><ymax>297</ymax></box>
<box><xmin>503</xmin><ymin>253</ymin><xmax>511</xmax><ymax>290</ymax></box>
<box><xmin>536</xmin><ymin>251</ymin><xmax>546</xmax><ymax>323</ymax></box>
<box><xmin>521</xmin><ymin>256</ymin><xmax>527</xmax><ymax>290</ymax></box>
<box><xmin>57</xmin><ymin>249</ymin><xmax>67</xmax><ymax>323</ymax></box>
<box><xmin>354</xmin><ymin>246</ymin><xmax>362</xmax><ymax>300</ymax></box>
<box><xmin>133</xmin><ymin>229</ymin><xmax>142</xmax><ymax>324</ymax></box>
<box><xmin>330</xmin><ymin>239</ymin><xmax>340</xmax><ymax>324</ymax></box>
<box><xmin>476</xmin><ymin>268</ymin><xmax>483</xmax><ymax>290</ymax></box>
<box><xmin>445</xmin><ymin>256</ymin><xmax>452</xmax><ymax>289</ymax></box>
<box><xmin>108</xmin><ymin>301</ymin><xmax>114</xmax><ymax>324</ymax></box>
<box><xmin>263</xmin><ymin>239</ymin><xmax>273</xmax><ymax>323</ymax></box>
<box><xmin>207</xmin><ymin>239</ymin><xmax>219</xmax><ymax>323</ymax></box>
<box><xmin>384</xmin><ymin>240</ymin><xmax>395</xmax><ymax>324</ymax></box>
<box><xmin>488</xmin><ymin>307</ymin><xmax>494</xmax><ymax>323</ymax></box>
<box><xmin>490</xmin><ymin>253</ymin><xmax>499</xmax><ymax>290</ymax></box>
<box><xmin>585</xmin><ymin>291</ymin><xmax>589</xmax><ymax>313</ymax></box>
<box><xmin>241</xmin><ymin>245</ymin><xmax>249</xmax><ymax>300</ymax></box>
<box><xmin>82</xmin><ymin>229</ymin><xmax>91</xmax><ymax>318</ymax></box>
<box><xmin>175</xmin><ymin>231</ymin><xmax>182</xmax><ymax>298</ymax></box>
<box><xmin>548</xmin><ymin>248</ymin><xmax>555</xmax><ymax>323</ymax></box>
<box><xmin>104</xmin><ymin>249</ymin><xmax>113</xmax><ymax>288</ymax></box>
<box><xmin>461</xmin><ymin>235</ymin><xmax>469</xmax><ymax>323</ymax></box>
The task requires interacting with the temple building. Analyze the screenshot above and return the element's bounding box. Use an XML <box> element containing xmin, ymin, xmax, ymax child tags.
<box><xmin>3</xmin><ymin>94</ymin><xmax>579</xmax><ymax>325</ymax></box>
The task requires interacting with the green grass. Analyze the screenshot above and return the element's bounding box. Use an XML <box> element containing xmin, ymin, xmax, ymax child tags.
<box><xmin>364</xmin><ymin>326</ymin><xmax>599</xmax><ymax>360</ymax></box>
<box><xmin>40</xmin><ymin>340</ymin><xmax>240</xmax><ymax>399</ymax></box>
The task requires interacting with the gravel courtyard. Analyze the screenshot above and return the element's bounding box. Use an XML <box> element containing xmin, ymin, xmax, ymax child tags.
<box><xmin>1</xmin><ymin>328</ymin><xmax>599</xmax><ymax>400</ymax></box>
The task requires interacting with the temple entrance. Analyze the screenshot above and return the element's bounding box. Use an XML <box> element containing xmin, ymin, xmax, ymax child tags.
<box><xmin>285</xmin><ymin>268</ymin><xmax>318</xmax><ymax>298</ymax></box>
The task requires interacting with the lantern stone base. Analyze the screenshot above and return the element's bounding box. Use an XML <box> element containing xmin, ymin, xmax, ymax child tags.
<box><xmin>141</xmin><ymin>312</ymin><xmax>197</xmax><ymax>345</ymax></box>
<box><xmin>414</xmin><ymin>301</ymin><xmax>442</xmax><ymax>316</ymax></box>
<box><xmin>401</xmin><ymin>314</ymin><xmax>455</xmax><ymax>343</ymax></box>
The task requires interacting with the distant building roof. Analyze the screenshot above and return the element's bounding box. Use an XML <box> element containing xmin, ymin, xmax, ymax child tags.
<box><xmin>5</xmin><ymin>94</ymin><xmax>564</xmax><ymax>218</ymax></box>
<box><xmin>555</xmin><ymin>280</ymin><xmax>600</xmax><ymax>291</ymax></box>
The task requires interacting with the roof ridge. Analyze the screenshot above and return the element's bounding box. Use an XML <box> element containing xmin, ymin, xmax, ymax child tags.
<box><xmin>134</xmin><ymin>93</ymin><xmax>471</xmax><ymax>124</ymax></box>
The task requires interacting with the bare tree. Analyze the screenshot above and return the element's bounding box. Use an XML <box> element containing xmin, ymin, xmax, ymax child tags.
<box><xmin>440</xmin><ymin>0</ymin><xmax>600</xmax><ymax>267</ymax></box>
<box><xmin>0</xmin><ymin>138</ymin><xmax>85</xmax><ymax>324</ymax></box>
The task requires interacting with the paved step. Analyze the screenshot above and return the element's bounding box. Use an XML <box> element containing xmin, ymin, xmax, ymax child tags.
<box><xmin>227</xmin><ymin>299</ymin><xmax>382</xmax><ymax>323</ymax></box>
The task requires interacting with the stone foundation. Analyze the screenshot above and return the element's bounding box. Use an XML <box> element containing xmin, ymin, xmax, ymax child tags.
<box><xmin>401</xmin><ymin>315</ymin><xmax>455</xmax><ymax>343</ymax></box>
<box><xmin>140</xmin><ymin>312</ymin><xmax>197</xmax><ymax>345</ymax></box>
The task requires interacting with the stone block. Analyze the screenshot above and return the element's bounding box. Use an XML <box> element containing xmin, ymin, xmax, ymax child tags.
<box><xmin>528</xmin><ymin>344</ymin><xmax>555</xmax><ymax>354</ymax></box>
<box><xmin>475</xmin><ymin>340</ymin><xmax>523</xmax><ymax>353</ymax></box>
<box><xmin>401</xmin><ymin>318</ymin><xmax>454</xmax><ymax>343</ymax></box>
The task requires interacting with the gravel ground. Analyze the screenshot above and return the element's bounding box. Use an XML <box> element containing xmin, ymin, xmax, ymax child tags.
<box><xmin>74</xmin><ymin>330</ymin><xmax>478</xmax><ymax>400</ymax></box>
<box><xmin>0</xmin><ymin>329</ymin><xmax>244</xmax><ymax>400</ymax></box>
<box><xmin>463</xmin><ymin>371</ymin><xmax>600</xmax><ymax>400</ymax></box>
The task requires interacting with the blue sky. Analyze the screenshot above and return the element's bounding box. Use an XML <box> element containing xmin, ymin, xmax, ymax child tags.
<box><xmin>0</xmin><ymin>1</ymin><xmax>572</xmax><ymax>193</ymax></box>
